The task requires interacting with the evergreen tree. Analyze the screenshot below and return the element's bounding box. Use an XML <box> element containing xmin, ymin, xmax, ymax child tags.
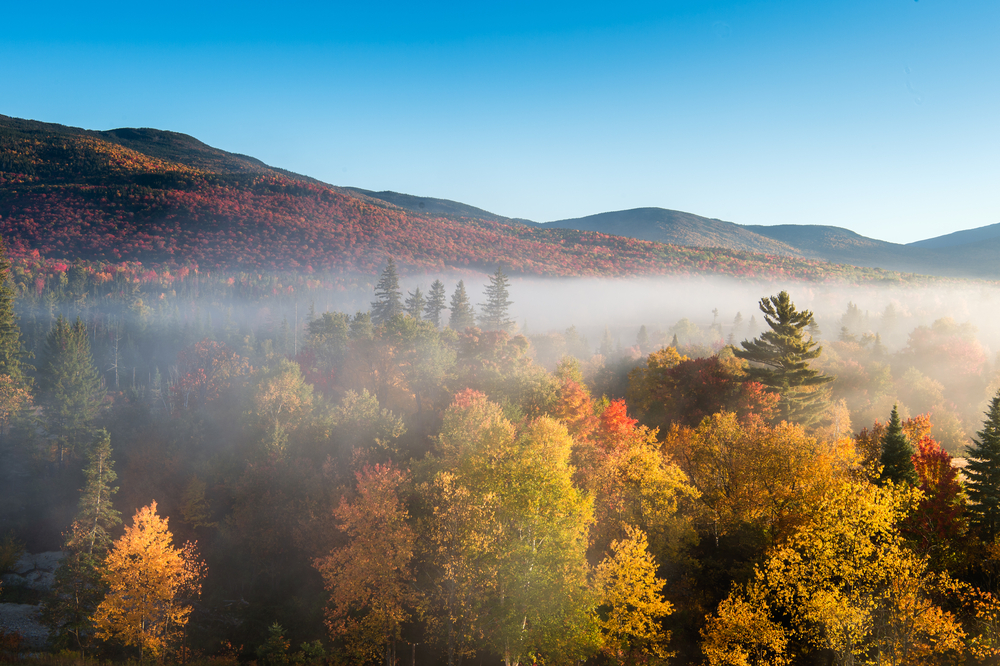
<box><xmin>448</xmin><ymin>281</ymin><xmax>476</xmax><ymax>331</ymax></box>
<box><xmin>879</xmin><ymin>405</ymin><xmax>917</xmax><ymax>486</ymax></box>
<box><xmin>599</xmin><ymin>327</ymin><xmax>614</xmax><ymax>357</ymax></box>
<box><xmin>424</xmin><ymin>279</ymin><xmax>447</xmax><ymax>328</ymax></box>
<box><xmin>370</xmin><ymin>258</ymin><xmax>402</xmax><ymax>326</ymax></box>
<box><xmin>404</xmin><ymin>287</ymin><xmax>426</xmax><ymax>319</ymax></box>
<box><xmin>966</xmin><ymin>390</ymin><xmax>1000</xmax><ymax>539</ymax></box>
<box><xmin>43</xmin><ymin>430</ymin><xmax>122</xmax><ymax>653</ymax></box>
<box><xmin>41</xmin><ymin>316</ymin><xmax>104</xmax><ymax>467</ymax></box>
<box><xmin>69</xmin><ymin>430</ymin><xmax>122</xmax><ymax>554</ymax></box>
<box><xmin>479</xmin><ymin>266</ymin><xmax>514</xmax><ymax>332</ymax></box>
<box><xmin>0</xmin><ymin>236</ymin><xmax>29</xmax><ymax>389</ymax></box>
<box><xmin>733</xmin><ymin>291</ymin><xmax>833</xmax><ymax>427</ymax></box>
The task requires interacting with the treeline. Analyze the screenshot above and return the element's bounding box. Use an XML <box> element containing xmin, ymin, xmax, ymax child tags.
<box><xmin>4</xmin><ymin>251</ymin><xmax>1000</xmax><ymax>664</ymax></box>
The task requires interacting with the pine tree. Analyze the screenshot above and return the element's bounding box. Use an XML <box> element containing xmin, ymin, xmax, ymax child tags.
<box><xmin>424</xmin><ymin>279</ymin><xmax>447</xmax><ymax>328</ymax></box>
<box><xmin>370</xmin><ymin>258</ymin><xmax>402</xmax><ymax>326</ymax></box>
<box><xmin>404</xmin><ymin>287</ymin><xmax>426</xmax><ymax>319</ymax></box>
<box><xmin>42</xmin><ymin>430</ymin><xmax>122</xmax><ymax>653</ymax></box>
<box><xmin>448</xmin><ymin>281</ymin><xmax>476</xmax><ymax>331</ymax></box>
<box><xmin>966</xmin><ymin>390</ymin><xmax>1000</xmax><ymax>539</ymax></box>
<box><xmin>69</xmin><ymin>430</ymin><xmax>122</xmax><ymax>554</ymax></box>
<box><xmin>733</xmin><ymin>291</ymin><xmax>833</xmax><ymax>427</ymax></box>
<box><xmin>41</xmin><ymin>316</ymin><xmax>104</xmax><ymax>467</ymax></box>
<box><xmin>479</xmin><ymin>267</ymin><xmax>514</xmax><ymax>332</ymax></box>
<box><xmin>0</xmin><ymin>236</ymin><xmax>29</xmax><ymax>389</ymax></box>
<box><xmin>879</xmin><ymin>405</ymin><xmax>917</xmax><ymax>486</ymax></box>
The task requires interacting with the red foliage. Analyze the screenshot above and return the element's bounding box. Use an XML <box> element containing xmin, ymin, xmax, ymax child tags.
<box><xmin>902</xmin><ymin>436</ymin><xmax>966</xmax><ymax>558</ymax></box>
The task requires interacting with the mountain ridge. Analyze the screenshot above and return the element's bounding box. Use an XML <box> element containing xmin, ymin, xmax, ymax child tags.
<box><xmin>0</xmin><ymin>114</ymin><xmax>978</xmax><ymax>283</ymax></box>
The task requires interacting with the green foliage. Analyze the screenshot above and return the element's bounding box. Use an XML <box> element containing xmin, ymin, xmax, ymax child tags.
<box><xmin>479</xmin><ymin>266</ymin><xmax>514</xmax><ymax>332</ymax></box>
<box><xmin>0</xmin><ymin>530</ymin><xmax>24</xmax><ymax>573</ymax></box>
<box><xmin>967</xmin><ymin>390</ymin><xmax>1000</xmax><ymax>539</ymax></box>
<box><xmin>0</xmin><ymin>235</ymin><xmax>29</xmax><ymax>391</ymax></box>
<box><xmin>67</xmin><ymin>430</ymin><xmax>122</xmax><ymax>555</ymax></box>
<box><xmin>403</xmin><ymin>286</ymin><xmax>425</xmax><ymax>319</ymax></box>
<box><xmin>733</xmin><ymin>291</ymin><xmax>833</xmax><ymax>427</ymax></box>
<box><xmin>40</xmin><ymin>316</ymin><xmax>104</xmax><ymax>466</ymax></box>
<box><xmin>370</xmin><ymin>259</ymin><xmax>402</xmax><ymax>326</ymax></box>
<box><xmin>448</xmin><ymin>281</ymin><xmax>475</xmax><ymax>331</ymax></box>
<box><xmin>879</xmin><ymin>405</ymin><xmax>917</xmax><ymax>486</ymax></box>
<box><xmin>424</xmin><ymin>279</ymin><xmax>447</xmax><ymax>328</ymax></box>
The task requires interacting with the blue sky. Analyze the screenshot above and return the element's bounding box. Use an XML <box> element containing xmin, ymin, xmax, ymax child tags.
<box><xmin>1</xmin><ymin>0</ymin><xmax>997</xmax><ymax>243</ymax></box>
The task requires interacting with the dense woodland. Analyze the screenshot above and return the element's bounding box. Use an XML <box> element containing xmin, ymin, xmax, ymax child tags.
<box><xmin>3</xmin><ymin>243</ymin><xmax>1000</xmax><ymax>666</ymax></box>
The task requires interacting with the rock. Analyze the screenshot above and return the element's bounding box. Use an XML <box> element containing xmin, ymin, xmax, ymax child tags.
<box><xmin>0</xmin><ymin>603</ymin><xmax>48</xmax><ymax>650</ymax></box>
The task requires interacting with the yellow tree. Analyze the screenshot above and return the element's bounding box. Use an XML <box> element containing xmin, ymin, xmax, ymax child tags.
<box><xmin>702</xmin><ymin>480</ymin><xmax>966</xmax><ymax>665</ymax></box>
<box><xmin>594</xmin><ymin>526</ymin><xmax>675</xmax><ymax>664</ymax></box>
<box><xmin>92</xmin><ymin>502</ymin><xmax>204</xmax><ymax>659</ymax></box>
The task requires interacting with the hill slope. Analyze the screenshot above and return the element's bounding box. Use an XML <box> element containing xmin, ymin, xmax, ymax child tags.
<box><xmin>0</xmin><ymin>115</ymin><xmax>941</xmax><ymax>283</ymax></box>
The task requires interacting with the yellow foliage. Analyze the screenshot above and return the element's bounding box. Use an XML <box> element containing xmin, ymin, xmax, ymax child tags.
<box><xmin>703</xmin><ymin>480</ymin><xmax>966</xmax><ymax>665</ymax></box>
<box><xmin>92</xmin><ymin>502</ymin><xmax>203</xmax><ymax>658</ymax></box>
<box><xmin>594</xmin><ymin>526</ymin><xmax>675</xmax><ymax>663</ymax></box>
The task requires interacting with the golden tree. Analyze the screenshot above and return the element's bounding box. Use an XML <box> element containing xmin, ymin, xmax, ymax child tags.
<box><xmin>702</xmin><ymin>481</ymin><xmax>965</xmax><ymax>665</ymax></box>
<box><xmin>92</xmin><ymin>502</ymin><xmax>204</xmax><ymax>659</ymax></box>
<box><xmin>594</xmin><ymin>526</ymin><xmax>675</xmax><ymax>664</ymax></box>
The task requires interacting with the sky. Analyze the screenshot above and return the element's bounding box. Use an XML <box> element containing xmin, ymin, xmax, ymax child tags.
<box><xmin>1</xmin><ymin>0</ymin><xmax>998</xmax><ymax>244</ymax></box>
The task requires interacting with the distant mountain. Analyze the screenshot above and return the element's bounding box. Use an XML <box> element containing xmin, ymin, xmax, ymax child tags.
<box><xmin>1</xmin><ymin>114</ymin><xmax>913</xmax><ymax>284</ymax></box>
<box><xmin>543</xmin><ymin>208</ymin><xmax>805</xmax><ymax>257</ymax></box>
<box><xmin>538</xmin><ymin>209</ymin><xmax>999</xmax><ymax>280</ymax></box>
<box><xmin>907</xmin><ymin>222</ymin><xmax>1000</xmax><ymax>250</ymax></box>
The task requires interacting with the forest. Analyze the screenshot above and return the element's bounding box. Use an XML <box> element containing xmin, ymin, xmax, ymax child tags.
<box><xmin>4</xmin><ymin>244</ymin><xmax>1000</xmax><ymax>666</ymax></box>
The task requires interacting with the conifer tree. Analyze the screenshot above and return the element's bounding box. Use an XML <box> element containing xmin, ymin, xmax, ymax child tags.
<box><xmin>0</xmin><ymin>236</ymin><xmax>29</xmax><ymax>390</ymax></box>
<box><xmin>479</xmin><ymin>267</ymin><xmax>514</xmax><ymax>332</ymax></box>
<box><xmin>404</xmin><ymin>287</ymin><xmax>426</xmax><ymax>319</ymax></box>
<box><xmin>448</xmin><ymin>281</ymin><xmax>476</xmax><ymax>331</ymax></box>
<box><xmin>424</xmin><ymin>279</ymin><xmax>447</xmax><ymax>328</ymax></box>
<box><xmin>966</xmin><ymin>390</ymin><xmax>1000</xmax><ymax>539</ymax></box>
<box><xmin>70</xmin><ymin>430</ymin><xmax>122</xmax><ymax>555</ymax></box>
<box><xmin>43</xmin><ymin>430</ymin><xmax>122</xmax><ymax>653</ymax></box>
<box><xmin>370</xmin><ymin>258</ymin><xmax>402</xmax><ymax>326</ymax></box>
<box><xmin>733</xmin><ymin>291</ymin><xmax>833</xmax><ymax>427</ymax></box>
<box><xmin>879</xmin><ymin>405</ymin><xmax>917</xmax><ymax>486</ymax></box>
<box><xmin>41</xmin><ymin>316</ymin><xmax>104</xmax><ymax>467</ymax></box>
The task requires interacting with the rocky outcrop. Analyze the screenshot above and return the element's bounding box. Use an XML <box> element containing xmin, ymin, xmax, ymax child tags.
<box><xmin>1</xmin><ymin>551</ymin><xmax>64</xmax><ymax>650</ymax></box>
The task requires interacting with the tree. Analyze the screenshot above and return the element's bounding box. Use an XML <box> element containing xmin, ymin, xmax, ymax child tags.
<box><xmin>314</xmin><ymin>464</ymin><xmax>415</xmax><ymax>666</ymax></box>
<box><xmin>92</xmin><ymin>502</ymin><xmax>204</xmax><ymax>659</ymax></box>
<box><xmin>967</xmin><ymin>389</ymin><xmax>1000</xmax><ymax>540</ymax></box>
<box><xmin>40</xmin><ymin>316</ymin><xmax>104</xmax><ymax>467</ymax></box>
<box><xmin>479</xmin><ymin>266</ymin><xmax>514</xmax><ymax>332</ymax></box>
<box><xmin>702</xmin><ymin>481</ymin><xmax>965</xmax><ymax>665</ymax></box>
<box><xmin>68</xmin><ymin>430</ymin><xmax>121</xmax><ymax>555</ymax></box>
<box><xmin>448</xmin><ymin>281</ymin><xmax>476</xmax><ymax>330</ymax></box>
<box><xmin>425</xmin><ymin>392</ymin><xmax>598</xmax><ymax>666</ymax></box>
<box><xmin>424</xmin><ymin>279</ymin><xmax>447</xmax><ymax>328</ymax></box>
<box><xmin>0</xmin><ymin>236</ymin><xmax>29</xmax><ymax>392</ymax></box>
<box><xmin>404</xmin><ymin>287</ymin><xmax>426</xmax><ymax>319</ymax></box>
<box><xmin>43</xmin><ymin>430</ymin><xmax>122</xmax><ymax>653</ymax></box>
<box><xmin>880</xmin><ymin>405</ymin><xmax>917</xmax><ymax>486</ymax></box>
<box><xmin>733</xmin><ymin>291</ymin><xmax>833</xmax><ymax>427</ymax></box>
<box><xmin>371</xmin><ymin>258</ymin><xmax>403</xmax><ymax>326</ymax></box>
<box><xmin>593</xmin><ymin>526</ymin><xmax>675</xmax><ymax>663</ymax></box>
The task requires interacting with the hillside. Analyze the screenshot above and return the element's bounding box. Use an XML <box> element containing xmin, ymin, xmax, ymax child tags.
<box><xmin>0</xmin><ymin>115</ymin><xmax>926</xmax><ymax>284</ymax></box>
<box><xmin>537</xmin><ymin>209</ymin><xmax>1000</xmax><ymax>280</ymax></box>
<box><xmin>544</xmin><ymin>208</ymin><xmax>805</xmax><ymax>257</ymax></box>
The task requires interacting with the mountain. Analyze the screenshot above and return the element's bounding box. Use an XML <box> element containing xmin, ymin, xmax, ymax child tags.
<box><xmin>907</xmin><ymin>222</ymin><xmax>1000</xmax><ymax>250</ymax></box>
<box><xmin>543</xmin><ymin>208</ymin><xmax>805</xmax><ymax>257</ymax></box>
<box><xmin>0</xmin><ymin>114</ymin><xmax>977</xmax><ymax>285</ymax></box>
<box><xmin>536</xmin><ymin>208</ymin><xmax>999</xmax><ymax>280</ymax></box>
<box><xmin>1</xmin><ymin>114</ymin><xmax>916</xmax><ymax>284</ymax></box>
